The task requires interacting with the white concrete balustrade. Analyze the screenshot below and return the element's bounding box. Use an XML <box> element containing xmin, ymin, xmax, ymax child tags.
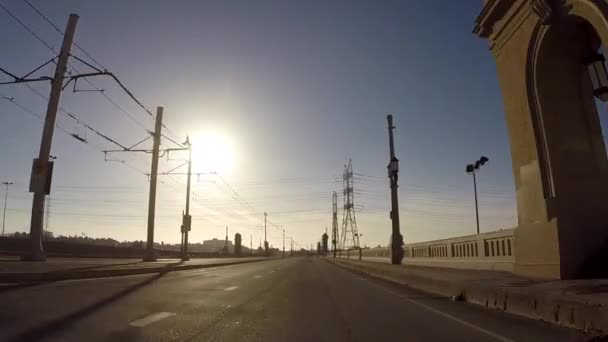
<box><xmin>355</xmin><ymin>228</ymin><xmax>515</xmax><ymax>272</ymax></box>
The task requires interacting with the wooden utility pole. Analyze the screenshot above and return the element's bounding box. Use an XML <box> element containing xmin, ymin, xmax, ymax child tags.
<box><xmin>25</xmin><ymin>14</ymin><xmax>79</xmax><ymax>261</ymax></box>
<box><xmin>387</xmin><ymin>114</ymin><xmax>404</xmax><ymax>264</ymax></box>
<box><xmin>143</xmin><ymin>107</ymin><xmax>163</xmax><ymax>261</ymax></box>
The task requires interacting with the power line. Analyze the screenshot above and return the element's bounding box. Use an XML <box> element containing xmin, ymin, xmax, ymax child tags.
<box><xmin>21</xmin><ymin>0</ymin><xmax>105</xmax><ymax>70</ymax></box>
<box><xmin>1</xmin><ymin>94</ymin><xmax>149</xmax><ymax>176</ymax></box>
<box><xmin>7</xmin><ymin>2</ymin><xmax>185</xmax><ymax>149</ymax></box>
<box><xmin>0</xmin><ymin>2</ymin><xmax>57</xmax><ymax>53</ymax></box>
<box><xmin>23</xmin><ymin>84</ymin><xmax>130</xmax><ymax>150</ymax></box>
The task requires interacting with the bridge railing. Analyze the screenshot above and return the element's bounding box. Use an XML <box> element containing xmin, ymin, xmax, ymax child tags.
<box><xmin>359</xmin><ymin>228</ymin><xmax>515</xmax><ymax>272</ymax></box>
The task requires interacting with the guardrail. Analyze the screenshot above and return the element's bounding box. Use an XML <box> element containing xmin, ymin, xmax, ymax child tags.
<box><xmin>359</xmin><ymin>228</ymin><xmax>515</xmax><ymax>272</ymax></box>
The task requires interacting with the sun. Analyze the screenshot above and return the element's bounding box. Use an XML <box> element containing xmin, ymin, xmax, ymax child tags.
<box><xmin>190</xmin><ymin>130</ymin><xmax>235</xmax><ymax>174</ymax></box>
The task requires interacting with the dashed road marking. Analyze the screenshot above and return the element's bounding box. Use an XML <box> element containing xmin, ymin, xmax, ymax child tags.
<box><xmin>224</xmin><ymin>286</ymin><xmax>239</xmax><ymax>291</ymax></box>
<box><xmin>254</xmin><ymin>275</ymin><xmax>262</xmax><ymax>279</ymax></box>
<box><xmin>130</xmin><ymin>312</ymin><xmax>176</xmax><ymax>327</ymax></box>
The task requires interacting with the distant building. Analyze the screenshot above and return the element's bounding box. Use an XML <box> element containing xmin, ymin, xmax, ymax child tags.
<box><xmin>201</xmin><ymin>238</ymin><xmax>234</xmax><ymax>253</ymax></box>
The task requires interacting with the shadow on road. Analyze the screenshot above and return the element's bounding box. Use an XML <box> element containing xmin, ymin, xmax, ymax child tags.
<box><xmin>0</xmin><ymin>281</ymin><xmax>50</xmax><ymax>294</ymax></box>
<box><xmin>47</xmin><ymin>260</ymin><xmax>145</xmax><ymax>274</ymax></box>
<box><xmin>5</xmin><ymin>272</ymin><xmax>166</xmax><ymax>342</ymax></box>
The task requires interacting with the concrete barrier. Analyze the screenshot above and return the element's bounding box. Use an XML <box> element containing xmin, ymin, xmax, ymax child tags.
<box><xmin>359</xmin><ymin>229</ymin><xmax>515</xmax><ymax>272</ymax></box>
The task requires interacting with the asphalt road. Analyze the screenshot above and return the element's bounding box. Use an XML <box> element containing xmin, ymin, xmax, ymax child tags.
<box><xmin>0</xmin><ymin>257</ymin><xmax>595</xmax><ymax>341</ymax></box>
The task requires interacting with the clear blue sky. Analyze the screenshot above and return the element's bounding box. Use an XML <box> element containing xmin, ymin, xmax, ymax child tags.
<box><xmin>0</xmin><ymin>0</ymin><xmax>518</xmax><ymax>249</ymax></box>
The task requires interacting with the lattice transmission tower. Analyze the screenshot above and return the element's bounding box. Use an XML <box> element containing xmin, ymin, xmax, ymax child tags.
<box><xmin>340</xmin><ymin>159</ymin><xmax>359</xmax><ymax>249</ymax></box>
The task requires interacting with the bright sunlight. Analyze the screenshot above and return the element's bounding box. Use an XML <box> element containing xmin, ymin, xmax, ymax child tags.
<box><xmin>190</xmin><ymin>130</ymin><xmax>236</xmax><ymax>174</ymax></box>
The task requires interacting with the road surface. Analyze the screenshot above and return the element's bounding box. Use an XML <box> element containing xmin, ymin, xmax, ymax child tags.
<box><xmin>0</xmin><ymin>257</ymin><xmax>592</xmax><ymax>341</ymax></box>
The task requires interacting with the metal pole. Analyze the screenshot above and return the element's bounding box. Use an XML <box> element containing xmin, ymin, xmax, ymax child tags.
<box><xmin>2</xmin><ymin>182</ymin><xmax>13</xmax><ymax>237</ymax></box>
<box><xmin>182</xmin><ymin>141</ymin><xmax>192</xmax><ymax>261</ymax></box>
<box><xmin>387</xmin><ymin>114</ymin><xmax>403</xmax><ymax>265</ymax></box>
<box><xmin>264</xmin><ymin>212</ymin><xmax>268</xmax><ymax>257</ymax></box>
<box><xmin>25</xmin><ymin>14</ymin><xmax>78</xmax><ymax>261</ymax></box>
<box><xmin>473</xmin><ymin>171</ymin><xmax>480</xmax><ymax>235</ymax></box>
<box><xmin>144</xmin><ymin>107</ymin><xmax>163</xmax><ymax>261</ymax></box>
<box><xmin>282</xmin><ymin>229</ymin><xmax>285</xmax><ymax>257</ymax></box>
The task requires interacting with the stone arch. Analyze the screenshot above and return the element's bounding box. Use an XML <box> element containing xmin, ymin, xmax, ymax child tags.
<box><xmin>475</xmin><ymin>0</ymin><xmax>608</xmax><ymax>279</ymax></box>
<box><xmin>524</xmin><ymin>0</ymin><xmax>608</xmax><ymax>278</ymax></box>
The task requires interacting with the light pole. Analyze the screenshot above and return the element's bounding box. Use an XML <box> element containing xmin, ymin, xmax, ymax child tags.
<box><xmin>2</xmin><ymin>182</ymin><xmax>14</xmax><ymax>237</ymax></box>
<box><xmin>466</xmin><ymin>156</ymin><xmax>489</xmax><ymax>235</ymax></box>
<box><xmin>263</xmin><ymin>212</ymin><xmax>268</xmax><ymax>257</ymax></box>
<box><xmin>355</xmin><ymin>233</ymin><xmax>363</xmax><ymax>260</ymax></box>
<box><xmin>386</xmin><ymin>114</ymin><xmax>403</xmax><ymax>264</ymax></box>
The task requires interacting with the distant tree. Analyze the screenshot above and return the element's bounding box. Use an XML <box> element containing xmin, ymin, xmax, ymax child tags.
<box><xmin>321</xmin><ymin>233</ymin><xmax>329</xmax><ymax>256</ymax></box>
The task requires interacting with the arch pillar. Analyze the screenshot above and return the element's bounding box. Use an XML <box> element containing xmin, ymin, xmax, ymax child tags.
<box><xmin>474</xmin><ymin>0</ymin><xmax>608</xmax><ymax>279</ymax></box>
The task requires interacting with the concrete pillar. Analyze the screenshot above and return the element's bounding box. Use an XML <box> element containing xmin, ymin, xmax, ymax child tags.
<box><xmin>474</xmin><ymin>0</ymin><xmax>608</xmax><ymax>279</ymax></box>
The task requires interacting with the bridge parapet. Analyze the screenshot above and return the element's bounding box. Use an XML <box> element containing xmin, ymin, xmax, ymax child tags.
<box><xmin>360</xmin><ymin>228</ymin><xmax>515</xmax><ymax>272</ymax></box>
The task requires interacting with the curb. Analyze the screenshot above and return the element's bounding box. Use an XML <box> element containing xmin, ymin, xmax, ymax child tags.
<box><xmin>0</xmin><ymin>258</ymin><xmax>271</xmax><ymax>283</ymax></box>
<box><xmin>326</xmin><ymin>258</ymin><xmax>608</xmax><ymax>335</ymax></box>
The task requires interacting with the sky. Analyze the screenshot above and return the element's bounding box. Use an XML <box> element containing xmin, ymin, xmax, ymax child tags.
<box><xmin>0</xmin><ymin>0</ymin><xmax>520</xmax><ymax>250</ymax></box>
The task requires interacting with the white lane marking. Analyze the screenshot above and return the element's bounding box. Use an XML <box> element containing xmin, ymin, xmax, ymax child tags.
<box><xmin>358</xmin><ymin>276</ymin><xmax>514</xmax><ymax>342</ymax></box>
<box><xmin>224</xmin><ymin>286</ymin><xmax>239</xmax><ymax>291</ymax></box>
<box><xmin>130</xmin><ymin>312</ymin><xmax>176</xmax><ymax>327</ymax></box>
<box><xmin>270</xmin><ymin>270</ymin><xmax>275</xmax><ymax>273</ymax></box>
<box><xmin>254</xmin><ymin>275</ymin><xmax>262</xmax><ymax>279</ymax></box>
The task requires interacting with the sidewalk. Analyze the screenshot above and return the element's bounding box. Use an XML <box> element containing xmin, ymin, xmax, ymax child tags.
<box><xmin>327</xmin><ymin>257</ymin><xmax>608</xmax><ymax>334</ymax></box>
<box><xmin>0</xmin><ymin>256</ymin><xmax>267</xmax><ymax>283</ymax></box>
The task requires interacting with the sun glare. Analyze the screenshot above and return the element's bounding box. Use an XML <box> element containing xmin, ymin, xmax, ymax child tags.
<box><xmin>190</xmin><ymin>130</ymin><xmax>236</xmax><ymax>174</ymax></box>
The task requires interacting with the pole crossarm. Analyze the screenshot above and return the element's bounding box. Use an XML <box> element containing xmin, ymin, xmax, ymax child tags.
<box><xmin>0</xmin><ymin>60</ymin><xmax>55</xmax><ymax>85</ymax></box>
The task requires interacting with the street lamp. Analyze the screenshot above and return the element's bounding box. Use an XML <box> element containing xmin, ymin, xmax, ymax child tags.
<box><xmin>466</xmin><ymin>156</ymin><xmax>489</xmax><ymax>235</ymax></box>
<box><xmin>354</xmin><ymin>233</ymin><xmax>363</xmax><ymax>260</ymax></box>
<box><xmin>584</xmin><ymin>52</ymin><xmax>608</xmax><ymax>102</ymax></box>
<box><xmin>2</xmin><ymin>181</ymin><xmax>14</xmax><ymax>237</ymax></box>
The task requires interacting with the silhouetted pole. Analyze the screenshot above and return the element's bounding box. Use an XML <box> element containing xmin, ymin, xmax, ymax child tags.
<box><xmin>144</xmin><ymin>107</ymin><xmax>163</xmax><ymax>262</ymax></box>
<box><xmin>466</xmin><ymin>156</ymin><xmax>488</xmax><ymax>235</ymax></box>
<box><xmin>25</xmin><ymin>14</ymin><xmax>79</xmax><ymax>261</ymax></box>
<box><xmin>473</xmin><ymin>171</ymin><xmax>479</xmax><ymax>235</ymax></box>
<box><xmin>181</xmin><ymin>138</ymin><xmax>192</xmax><ymax>261</ymax></box>
<box><xmin>282</xmin><ymin>229</ymin><xmax>285</xmax><ymax>257</ymax></box>
<box><xmin>387</xmin><ymin>115</ymin><xmax>404</xmax><ymax>264</ymax></box>
<box><xmin>2</xmin><ymin>182</ymin><xmax>13</xmax><ymax>237</ymax></box>
<box><xmin>264</xmin><ymin>212</ymin><xmax>268</xmax><ymax>256</ymax></box>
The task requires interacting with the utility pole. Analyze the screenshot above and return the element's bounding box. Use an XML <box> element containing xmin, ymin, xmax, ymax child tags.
<box><xmin>225</xmin><ymin>226</ymin><xmax>229</xmax><ymax>253</ymax></box>
<box><xmin>290</xmin><ymin>236</ymin><xmax>293</xmax><ymax>255</ymax></box>
<box><xmin>332</xmin><ymin>191</ymin><xmax>338</xmax><ymax>258</ymax></box>
<box><xmin>25</xmin><ymin>14</ymin><xmax>78</xmax><ymax>261</ymax></box>
<box><xmin>143</xmin><ymin>107</ymin><xmax>163</xmax><ymax>262</ymax></box>
<box><xmin>44</xmin><ymin>196</ymin><xmax>51</xmax><ymax>240</ymax></box>
<box><xmin>387</xmin><ymin>114</ymin><xmax>403</xmax><ymax>265</ymax></box>
<box><xmin>250</xmin><ymin>234</ymin><xmax>252</xmax><ymax>255</ymax></box>
<box><xmin>2</xmin><ymin>182</ymin><xmax>13</xmax><ymax>237</ymax></box>
<box><xmin>181</xmin><ymin>137</ymin><xmax>192</xmax><ymax>261</ymax></box>
<box><xmin>264</xmin><ymin>212</ymin><xmax>268</xmax><ymax>257</ymax></box>
<box><xmin>282</xmin><ymin>228</ymin><xmax>285</xmax><ymax>258</ymax></box>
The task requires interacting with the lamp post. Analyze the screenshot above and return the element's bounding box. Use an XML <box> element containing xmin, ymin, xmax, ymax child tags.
<box><xmin>355</xmin><ymin>233</ymin><xmax>363</xmax><ymax>260</ymax></box>
<box><xmin>584</xmin><ymin>51</ymin><xmax>608</xmax><ymax>102</ymax></box>
<box><xmin>466</xmin><ymin>156</ymin><xmax>489</xmax><ymax>235</ymax></box>
<box><xmin>2</xmin><ymin>182</ymin><xmax>14</xmax><ymax>237</ymax></box>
